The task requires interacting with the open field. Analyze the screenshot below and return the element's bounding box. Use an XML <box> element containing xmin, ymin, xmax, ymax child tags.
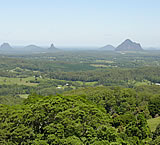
<box><xmin>147</xmin><ymin>117</ymin><xmax>160</xmax><ymax>132</ymax></box>
<box><xmin>90</xmin><ymin>64</ymin><xmax>109</xmax><ymax>68</ymax></box>
<box><xmin>0</xmin><ymin>77</ymin><xmax>38</xmax><ymax>86</ymax></box>
<box><xmin>19</xmin><ymin>94</ymin><xmax>29</xmax><ymax>99</ymax></box>
<box><xmin>95</xmin><ymin>60</ymin><xmax>114</xmax><ymax>63</ymax></box>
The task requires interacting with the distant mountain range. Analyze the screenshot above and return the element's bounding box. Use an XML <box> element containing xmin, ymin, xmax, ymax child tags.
<box><xmin>0</xmin><ymin>40</ymin><xmax>159</xmax><ymax>53</ymax></box>
<box><xmin>101</xmin><ymin>39</ymin><xmax>144</xmax><ymax>51</ymax></box>
<box><xmin>0</xmin><ymin>43</ymin><xmax>60</xmax><ymax>53</ymax></box>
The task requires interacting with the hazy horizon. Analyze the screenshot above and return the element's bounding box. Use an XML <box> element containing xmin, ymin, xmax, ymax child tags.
<box><xmin>3</xmin><ymin>43</ymin><xmax>160</xmax><ymax>50</ymax></box>
<box><xmin>0</xmin><ymin>0</ymin><xmax>160</xmax><ymax>47</ymax></box>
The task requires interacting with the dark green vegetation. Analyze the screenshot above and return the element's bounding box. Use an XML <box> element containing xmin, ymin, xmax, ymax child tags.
<box><xmin>0</xmin><ymin>50</ymin><xmax>160</xmax><ymax>144</ymax></box>
<box><xmin>1</xmin><ymin>86</ymin><xmax>160</xmax><ymax>144</ymax></box>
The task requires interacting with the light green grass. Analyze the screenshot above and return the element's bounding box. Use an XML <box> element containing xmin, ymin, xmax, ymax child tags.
<box><xmin>128</xmin><ymin>80</ymin><xmax>151</xmax><ymax>87</ymax></box>
<box><xmin>0</xmin><ymin>76</ymin><xmax>97</xmax><ymax>88</ymax></box>
<box><xmin>72</xmin><ymin>81</ymin><xmax>97</xmax><ymax>86</ymax></box>
<box><xmin>147</xmin><ymin>117</ymin><xmax>160</xmax><ymax>132</ymax></box>
<box><xmin>19</xmin><ymin>94</ymin><xmax>29</xmax><ymax>99</ymax></box>
<box><xmin>95</xmin><ymin>60</ymin><xmax>114</xmax><ymax>63</ymax></box>
<box><xmin>0</xmin><ymin>77</ymin><xmax>38</xmax><ymax>86</ymax></box>
<box><xmin>85</xmin><ymin>82</ymin><xmax>97</xmax><ymax>86</ymax></box>
<box><xmin>135</xmin><ymin>82</ymin><xmax>149</xmax><ymax>86</ymax></box>
<box><xmin>90</xmin><ymin>64</ymin><xmax>109</xmax><ymax>68</ymax></box>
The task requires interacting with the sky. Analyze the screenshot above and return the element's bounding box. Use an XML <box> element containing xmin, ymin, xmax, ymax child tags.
<box><xmin>0</xmin><ymin>0</ymin><xmax>160</xmax><ymax>47</ymax></box>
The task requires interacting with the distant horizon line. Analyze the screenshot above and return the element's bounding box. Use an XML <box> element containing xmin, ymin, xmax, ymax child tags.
<box><xmin>7</xmin><ymin>45</ymin><xmax>160</xmax><ymax>49</ymax></box>
<box><xmin>0</xmin><ymin>41</ymin><xmax>160</xmax><ymax>49</ymax></box>
<box><xmin>3</xmin><ymin>45</ymin><xmax>160</xmax><ymax>50</ymax></box>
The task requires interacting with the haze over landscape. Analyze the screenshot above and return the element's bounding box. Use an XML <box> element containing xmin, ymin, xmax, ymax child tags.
<box><xmin>1</xmin><ymin>1</ymin><xmax>160</xmax><ymax>145</ymax></box>
<box><xmin>0</xmin><ymin>0</ymin><xmax>160</xmax><ymax>48</ymax></box>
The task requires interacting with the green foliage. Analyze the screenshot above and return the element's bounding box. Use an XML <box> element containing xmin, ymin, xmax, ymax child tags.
<box><xmin>64</xmin><ymin>86</ymin><xmax>151</xmax><ymax>117</ymax></box>
<box><xmin>151</xmin><ymin>136</ymin><xmax>160</xmax><ymax>145</ymax></box>
<box><xmin>0</xmin><ymin>94</ymin><xmax>122</xmax><ymax>144</ymax></box>
<box><xmin>1</xmin><ymin>86</ymin><xmax>155</xmax><ymax>144</ymax></box>
<box><xmin>125</xmin><ymin>114</ymin><xmax>151</xmax><ymax>140</ymax></box>
<box><xmin>148</xmin><ymin>95</ymin><xmax>160</xmax><ymax>117</ymax></box>
<box><xmin>1</xmin><ymin>52</ymin><xmax>160</xmax><ymax>144</ymax></box>
<box><xmin>0</xmin><ymin>95</ymin><xmax>23</xmax><ymax>105</ymax></box>
<box><xmin>154</xmin><ymin>123</ymin><xmax>160</xmax><ymax>138</ymax></box>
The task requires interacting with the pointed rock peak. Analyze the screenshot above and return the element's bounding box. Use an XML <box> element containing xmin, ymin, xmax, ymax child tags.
<box><xmin>50</xmin><ymin>43</ymin><xmax>55</xmax><ymax>49</ymax></box>
<box><xmin>48</xmin><ymin>43</ymin><xmax>59</xmax><ymax>51</ymax></box>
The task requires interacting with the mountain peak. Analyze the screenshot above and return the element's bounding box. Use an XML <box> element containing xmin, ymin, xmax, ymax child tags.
<box><xmin>23</xmin><ymin>44</ymin><xmax>43</xmax><ymax>52</ymax></box>
<box><xmin>48</xmin><ymin>43</ymin><xmax>59</xmax><ymax>51</ymax></box>
<box><xmin>49</xmin><ymin>43</ymin><xmax>56</xmax><ymax>49</ymax></box>
<box><xmin>124</xmin><ymin>39</ymin><xmax>132</xmax><ymax>43</ymax></box>
<box><xmin>116</xmin><ymin>39</ymin><xmax>143</xmax><ymax>51</ymax></box>
<box><xmin>100</xmin><ymin>45</ymin><xmax>115</xmax><ymax>51</ymax></box>
<box><xmin>0</xmin><ymin>43</ymin><xmax>12</xmax><ymax>50</ymax></box>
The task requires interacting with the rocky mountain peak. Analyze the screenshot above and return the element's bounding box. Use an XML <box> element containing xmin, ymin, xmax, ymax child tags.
<box><xmin>0</xmin><ymin>43</ymin><xmax>12</xmax><ymax>50</ymax></box>
<box><xmin>115</xmin><ymin>39</ymin><xmax>143</xmax><ymax>51</ymax></box>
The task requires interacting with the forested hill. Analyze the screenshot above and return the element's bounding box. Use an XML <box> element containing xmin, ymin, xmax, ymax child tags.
<box><xmin>0</xmin><ymin>86</ymin><xmax>160</xmax><ymax>144</ymax></box>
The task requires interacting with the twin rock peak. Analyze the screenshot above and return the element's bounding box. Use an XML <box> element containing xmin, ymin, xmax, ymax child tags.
<box><xmin>101</xmin><ymin>39</ymin><xmax>143</xmax><ymax>51</ymax></box>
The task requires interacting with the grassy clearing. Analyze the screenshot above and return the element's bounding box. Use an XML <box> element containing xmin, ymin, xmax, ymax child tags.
<box><xmin>147</xmin><ymin>117</ymin><xmax>160</xmax><ymax>132</ymax></box>
<box><xmin>128</xmin><ymin>80</ymin><xmax>151</xmax><ymax>87</ymax></box>
<box><xmin>19</xmin><ymin>94</ymin><xmax>29</xmax><ymax>99</ymax></box>
<box><xmin>95</xmin><ymin>60</ymin><xmax>114</xmax><ymax>63</ymax></box>
<box><xmin>90</xmin><ymin>64</ymin><xmax>109</xmax><ymax>68</ymax></box>
<box><xmin>75</xmin><ymin>81</ymin><xmax>97</xmax><ymax>86</ymax></box>
<box><xmin>0</xmin><ymin>77</ymin><xmax>38</xmax><ymax>86</ymax></box>
<box><xmin>85</xmin><ymin>81</ymin><xmax>98</xmax><ymax>86</ymax></box>
<box><xmin>135</xmin><ymin>82</ymin><xmax>149</xmax><ymax>86</ymax></box>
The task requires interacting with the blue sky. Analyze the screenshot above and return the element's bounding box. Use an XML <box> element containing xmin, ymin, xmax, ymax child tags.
<box><xmin>0</xmin><ymin>0</ymin><xmax>160</xmax><ymax>47</ymax></box>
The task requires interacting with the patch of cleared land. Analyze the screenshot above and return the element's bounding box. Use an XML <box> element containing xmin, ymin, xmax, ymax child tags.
<box><xmin>95</xmin><ymin>60</ymin><xmax>114</xmax><ymax>63</ymax></box>
<box><xmin>147</xmin><ymin>117</ymin><xmax>160</xmax><ymax>132</ymax></box>
<box><xmin>90</xmin><ymin>64</ymin><xmax>109</xmax><ymax>68</ymax></box>
<box><xmin>19</xmin><ymin>94</ymin><xmax>29</xmax><ymax>99</ymax></box>
<box><xmin>0</xmin><ymin>77</ymin><xmax>38</xmax><ymax>86</ymax></box>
